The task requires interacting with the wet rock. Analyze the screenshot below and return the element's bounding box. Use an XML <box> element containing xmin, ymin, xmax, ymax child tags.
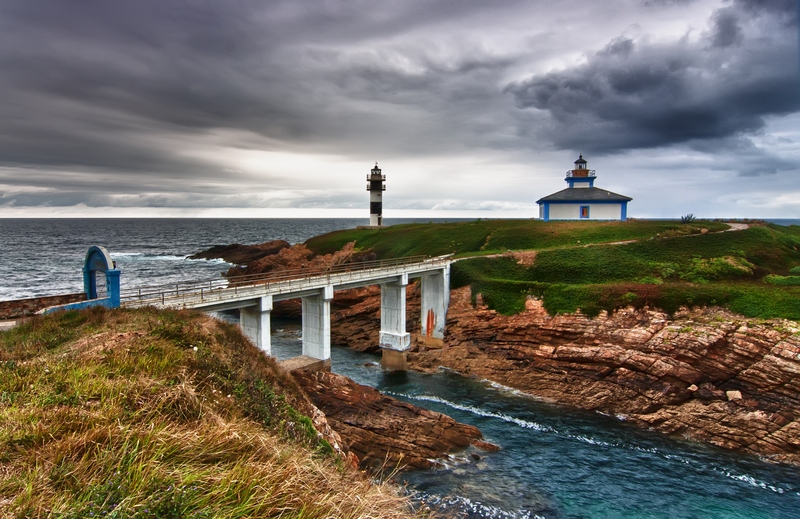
<box><xmin>291</xmin><ymin>370</ymin><xmax>490</xmax><ymax>470</ymax></box>
<box><xmin>188</xmin><ymin>240</ymin><xmax>291</xmax><ymax>264</ymax></box>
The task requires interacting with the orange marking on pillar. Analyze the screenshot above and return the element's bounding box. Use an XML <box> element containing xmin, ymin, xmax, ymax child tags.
<box><xmin>426</xmin><ymin>309</ymin><xmax>435</xmax><ymax>337</ymax></box>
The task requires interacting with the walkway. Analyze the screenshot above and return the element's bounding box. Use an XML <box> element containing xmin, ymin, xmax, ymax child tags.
<box><xmin>121</xmin><ymin>255</ymin><xmax>452</xmax><ymax>370</ymax></box>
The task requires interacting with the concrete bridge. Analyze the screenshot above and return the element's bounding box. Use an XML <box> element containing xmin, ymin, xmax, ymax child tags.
<box><xmin>119</xmin><ymin>255</ymin><xmax>452</xmax><ymax>370</ymax></box>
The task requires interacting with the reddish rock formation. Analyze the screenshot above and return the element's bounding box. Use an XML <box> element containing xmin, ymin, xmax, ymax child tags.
<box><xmin>405</xmin><ymin>287</ymin><xmax>800</xmax><ymax>465</ymax></box>
<box><xmin>291</xmin><ymin>369</ymin><xmax>494</xmax><ymax>470</ymax></box>
<box><xmin>0</xmin><ymin>293</ymin><xmax>86</xmax><ymax>319</ymax></box>
<box><xmin>226</xmin><ymin>241</ymin><xmax>374</xmax><ymax>278</ymax></box>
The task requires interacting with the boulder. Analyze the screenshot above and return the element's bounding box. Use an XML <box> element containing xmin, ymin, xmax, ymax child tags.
<box><xmin>291</xmin><ymin>370</ymin><xmax>496</xmax><ymax>470</ymax></box>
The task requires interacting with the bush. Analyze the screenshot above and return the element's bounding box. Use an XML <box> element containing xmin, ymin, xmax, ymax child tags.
<box><xmin>764</xmin><ymin>275</ymin><xmax>800</xmax><ymax>286</ymax></box>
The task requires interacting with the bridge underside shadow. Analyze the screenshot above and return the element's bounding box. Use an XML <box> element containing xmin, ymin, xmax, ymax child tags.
<box><xmin>121</xmin><ymin>256</ymin><xmax>452</xmax><ymax>371</ymax></box>
<box><xmin>236</xmin><ymin>268</ymin><xmax>449</xmax><ymax>371</ymax></box>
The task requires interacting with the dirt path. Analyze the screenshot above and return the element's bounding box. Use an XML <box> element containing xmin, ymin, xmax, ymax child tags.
<box><xmin>725</xmin><ymin>222</ymin><xmax>750</xmax><ymax>231</ymax></box>
<box><xmin>452</xmin><ymin>221</ymin><xmax>750</xmax><ymax>265</ymax></box>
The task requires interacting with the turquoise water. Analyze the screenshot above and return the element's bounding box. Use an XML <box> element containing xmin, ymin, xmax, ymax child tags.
<box><xmin>267</xmin><ymin>322</ymin><xmax>800</xmax><ymax>519</ymax></box>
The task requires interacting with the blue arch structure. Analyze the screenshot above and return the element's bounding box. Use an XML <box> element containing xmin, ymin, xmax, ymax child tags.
<box><xmin>44</xmin><ymin>246</ymin><xmax>121</xmax><ymax>314</ymax></box>
<box><xmin>83</xmin><ymin>246</ymin><xmax>121</xmax><ymax>306</ymax></box>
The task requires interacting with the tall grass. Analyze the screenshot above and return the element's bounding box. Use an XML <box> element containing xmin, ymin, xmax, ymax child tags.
<box><xmin>0</xmin><ymin>308</ymin><xmax>417</xmax><ymax>519</ymax></box>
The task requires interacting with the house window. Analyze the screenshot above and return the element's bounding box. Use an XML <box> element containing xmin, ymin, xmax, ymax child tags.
<box><xmin>580</xmin><ymin>206</ymin><xmax>590</xmax><ymax>218</ymax></box>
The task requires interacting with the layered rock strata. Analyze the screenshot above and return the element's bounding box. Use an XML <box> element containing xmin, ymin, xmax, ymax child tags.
<box><xmin>407</xmin><ymin>287</ymin><xmax>800</xmax><ymax>465</ymax></box>
<box><xmin>292</xmin><ymin>369</ymin><xmax>495</xmax><ymax>470</ymax></box>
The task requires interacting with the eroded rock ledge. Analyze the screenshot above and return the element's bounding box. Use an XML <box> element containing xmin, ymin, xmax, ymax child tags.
<box><xmin>408</xmin><ymin>287</ymin><xmax>800</xmax><ymax>465</ymax></box>
<box><xmin>292</xmin><ymin>370</ymin><xmax>496</xmax><ymax>470</ymax></box>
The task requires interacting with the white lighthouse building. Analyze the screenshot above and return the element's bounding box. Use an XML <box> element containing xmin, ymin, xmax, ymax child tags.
<box><xmin>366</xmin><ymin>162</ymin><xmax>386</xmax><ymax>226</ymax></box>
<box><xmin>537</xmin><ymin>155</ymin><xmax>632</xmax><ymax>221</ymax></box>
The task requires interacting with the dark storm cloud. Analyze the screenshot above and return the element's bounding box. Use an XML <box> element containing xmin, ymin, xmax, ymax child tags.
<box><xmin>1</xmin><ymin>0</ymin><xmax>798</xmax><ymax>214</ymax></box>
<box><xmin>505</xmin><ymin>1</ymin><xmax>799</xmax><ymax>163</ymax></box>
<box><xmin>0</xmin><ymin>0</ymin><xmax>522</xmax><ymax>201</ymax></box>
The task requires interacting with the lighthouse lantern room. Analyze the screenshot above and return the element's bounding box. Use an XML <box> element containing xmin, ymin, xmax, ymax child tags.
<box><xmin>367</xmin><ymin>162</ymin><xmax>386</xmax><ymax>226</ymax></box>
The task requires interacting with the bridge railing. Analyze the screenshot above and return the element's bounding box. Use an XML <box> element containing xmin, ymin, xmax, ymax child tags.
<box><xmin>120</xmin><ymin>254</ymin><xmax>449</xmax><ymax>306</ymax></box>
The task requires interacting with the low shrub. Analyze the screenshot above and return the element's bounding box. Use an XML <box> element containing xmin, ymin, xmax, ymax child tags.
<box><xmin>764</xmin><ymin>275</ymin><xmax>800</xmax><ymax>286</ymax></box>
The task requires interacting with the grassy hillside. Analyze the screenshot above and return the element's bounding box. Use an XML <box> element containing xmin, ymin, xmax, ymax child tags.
<box><xmin>451</xmin><ymin>225</ymin><xmax>800</xmax><ymax>318</ymax></box>
<box><xmin>0</xmin><ymin>308</ymin><xmax>414</xmax><ymax>519</ymax></box>
<box><xmin>309</xmin><ymin>220</ymin><xmax>800</xmax><ymax>320</ymax></box>
<box><xmin>305</xmin><ymin>219</ymin><xmax>730</xmax><ymax>258</ymax></box>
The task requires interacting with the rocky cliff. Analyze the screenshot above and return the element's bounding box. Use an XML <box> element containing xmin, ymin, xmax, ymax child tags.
<box><xmin>292</xmin><ymin>370</ymin><xmax>496</xmax><ymax>470</ymax></box>
<box><xmin>407</xmin><ymin>287</ymin><xmax>800</xmax><ymax>465</ymax></box>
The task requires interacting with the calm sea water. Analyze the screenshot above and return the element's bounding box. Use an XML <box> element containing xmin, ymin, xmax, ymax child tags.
<box><xmin>2</xmin><ymin>217</ymin><xmax>800</xmax><ymax>518</ymax></box>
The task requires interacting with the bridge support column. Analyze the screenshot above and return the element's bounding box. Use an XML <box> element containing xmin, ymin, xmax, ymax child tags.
<box><xmin>420</xmin><ymin>266</ymin><xmax>450</xmax><ymax>343</ymax></box>
<box><xmin>302</xmin><ymin>286</ymin><xmax>334</xmax><ymax>367</ymax></box>
<box><xmin>240</xmin><ymin>295</ymin><xmax>273</xmax><ymax>355</ymax></box>
<box><xmin>380</xmin><ymin>274</ymin><xmax>411</xmax><ymax>370</ymax></box>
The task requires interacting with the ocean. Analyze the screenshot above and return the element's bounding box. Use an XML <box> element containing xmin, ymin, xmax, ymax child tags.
<box><xmin>1</xmin><ymin>217</ymin><xmax>800</xmax><ymax>518</ymax></box>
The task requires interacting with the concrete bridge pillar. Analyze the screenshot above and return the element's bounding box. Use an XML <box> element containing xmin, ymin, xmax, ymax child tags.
<box><xmin>302</xmin><ymin>285</ymin><xmax>334</xmax><ymax>366</ymax></box>
<box><xmin>420</xmin><ymin>266</ymin><xmax>450</xmax><ymax>342</ymax></box>
<box><xmin>380</xmin><ymin>273</ymin><xmax>411</xmax><ymax>370</ymax></box>
<box><xmin>240</xmin><ymin>295</ymin><xmax>273</xmax><ymax>354</ymax></box>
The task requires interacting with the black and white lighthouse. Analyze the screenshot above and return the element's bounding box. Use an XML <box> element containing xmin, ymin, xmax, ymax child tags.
<box><xmin>366</xmin><ymin>162</ymin><xmax>386</xmax><ymax>226</ymax></box>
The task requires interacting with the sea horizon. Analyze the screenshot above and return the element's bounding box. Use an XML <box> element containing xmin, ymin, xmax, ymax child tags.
<box><xmin>0</xmin><ymin>215</ymin><xmax>797</xmax><ymax>225</ymax></box>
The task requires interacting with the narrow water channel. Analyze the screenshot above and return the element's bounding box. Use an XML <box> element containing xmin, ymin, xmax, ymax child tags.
<box><xmin>269</xmin><ymin>318</ymin><xmax>800</xmax><ymax>519</ymax></box>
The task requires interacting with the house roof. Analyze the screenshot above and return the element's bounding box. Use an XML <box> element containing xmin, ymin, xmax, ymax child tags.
<box><xmin>536</xmin><ymin>187</ymin><xmax>632</xmax><ymax>204</ymax></box>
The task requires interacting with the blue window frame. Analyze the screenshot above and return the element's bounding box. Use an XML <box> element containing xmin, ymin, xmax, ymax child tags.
<box><xmin>580</xmin><ymin>206</ymin><xmax>590</xmax><ymax>218</ymax></box>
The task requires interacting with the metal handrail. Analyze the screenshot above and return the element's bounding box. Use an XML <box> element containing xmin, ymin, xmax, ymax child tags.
<box><xmin>120</xmin><ymin>254</ymin><xmax>450</xmax><ymax>305</ymax></box>
<box><xmin>565</xmin><ymin>170</ymin><xmax>596</xmax><ymax>178</ymax></box>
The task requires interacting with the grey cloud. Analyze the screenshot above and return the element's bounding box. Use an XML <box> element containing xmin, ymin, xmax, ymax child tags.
<box><xmin>505</xmin><ymin>3</ymin><xmax>800</xmax><ymax>161</ymax></box>
<box><xmin>709</xmin><ymin>8</ymin><xmax>743</xmax><ymax>48</ymax></box>
<box><xmin>0</xmin><ymin>0</ymin><xmax>523</xmax><ymax>181</ymax></box>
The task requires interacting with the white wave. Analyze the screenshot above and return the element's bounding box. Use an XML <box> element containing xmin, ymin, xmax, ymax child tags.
<box><xmin>386</xmin><ymin>392</ymin><xmax>554</xmax><ymax>432</ymax></box>
<box><xmin>482</xmin><ymin>379</ymin><xmax>553</xmax><ymax>402</ymax></box>
<box><xmin>411</xmin><ymin>491</ymin><xmax>546</xmax><ymax>519</ymax></box>
<box><xmin>185</xmin><ymin>256</ymin><xmax>229</xmax><ymax>264</ymax></box>
<box><xmin>112</xmin><ymin>252</ymin><xmax>228</xmax><ymax>263</ymax></box>
<box><xmin>718</xmin><ymin>469</ymin><xmax>790</xmax><ymax>494</ymax></box>
<box><xmin>573</xmin><ymin>435</ymin><xmax>616</xmax><ymax>447</ymax></box>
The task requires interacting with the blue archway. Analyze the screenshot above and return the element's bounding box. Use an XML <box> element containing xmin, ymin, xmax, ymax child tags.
<box><xmin>43</xmin><ymin>246</ymin><xmax>121</xmax><ymax>314</ymax></box>
<box><xmin>83</xmin><ymin>246</ymin><xmax>121</xmax><ymax>307</ymax></box>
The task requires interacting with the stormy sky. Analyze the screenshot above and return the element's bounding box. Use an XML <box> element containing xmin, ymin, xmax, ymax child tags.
<box><xmin>0</xmin><ymin>0</ymin><xmax>798</xmax><ymax>218</ymax></box>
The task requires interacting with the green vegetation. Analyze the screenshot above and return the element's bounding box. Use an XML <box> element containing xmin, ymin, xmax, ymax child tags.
<box><xmin>451</xmin><ymin>225</ymin><xmax>800</xmax><ymax>319</ymax></box>
<box><xmin>305</xmin><ymin>219</ymin><xmax>729</xmax><ymax>258</ymax></box>
<box><xmin>0</xmin><ymin>308</ymin><xmax>415</xmax><ymax>519</ymax></box>
<box><xmin>309</xmin><ymin>219</ymin><xmax>800</xmax><ymax>320</ymax></box>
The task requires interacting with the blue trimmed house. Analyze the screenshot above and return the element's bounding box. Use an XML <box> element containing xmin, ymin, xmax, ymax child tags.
<box><xmin>537</xmin><ymin>155</ymin><xmax>631</xmax><ymax>221</ymax></box>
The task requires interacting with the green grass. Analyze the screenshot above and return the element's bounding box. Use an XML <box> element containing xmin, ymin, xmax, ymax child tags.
<box><xmin>305</xmin><ymin>219</ymin><xmax>730</xmax><ymax>258</ymax></box>
<box><xmin>449</xmin><ymin>225</ymin><xmax>800</xmax><ymax>319</ymax></box>
<box><xmin>0</xmin><ymin>308</ymin><xmax>416</xmax><ymax>519</ymax></box>
<box><xmin>311</xmin><ymin>219</ymin><xmax>798</xmax><ymax>319</ymax></box>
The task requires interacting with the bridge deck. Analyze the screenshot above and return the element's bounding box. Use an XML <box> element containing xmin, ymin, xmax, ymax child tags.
<box><xmin>121</xmin><ymin>255</ymin><xmax>451</xmax><ymax>311</ymax></box>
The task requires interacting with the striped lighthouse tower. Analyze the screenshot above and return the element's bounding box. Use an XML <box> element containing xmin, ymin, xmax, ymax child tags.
<box><xmin>367</xmin><ymin>162</ymin><xmax>386</xmax><ymax>226</ymax></box>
